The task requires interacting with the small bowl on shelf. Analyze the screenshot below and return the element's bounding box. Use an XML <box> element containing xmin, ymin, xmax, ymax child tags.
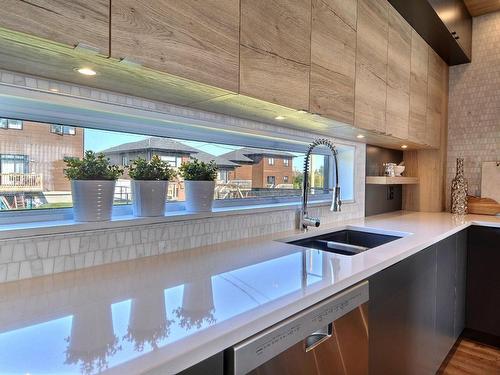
<box><xmin>394</xmin><ymin>165</ymin><xmax>405</xmax><ymax>176</ymax></box>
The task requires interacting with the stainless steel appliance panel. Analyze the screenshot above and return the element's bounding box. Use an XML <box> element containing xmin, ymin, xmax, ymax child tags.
<box><xmin>229</xmin><ymin>281</ymin><xmax>369</xmax><ymax>375</ymax></box>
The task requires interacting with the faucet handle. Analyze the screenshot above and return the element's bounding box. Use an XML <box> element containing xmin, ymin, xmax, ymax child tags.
<box><xmin>302</xmin><ymin>215</ymin><xmax>320</xmax><ymax>229</ymax></box>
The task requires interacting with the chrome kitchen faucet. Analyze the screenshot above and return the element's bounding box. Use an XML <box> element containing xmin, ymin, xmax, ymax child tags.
<box><xmin>298</xmin><ymin>138</ymin><xmax>341</xmax><ymax>230</ymax></box>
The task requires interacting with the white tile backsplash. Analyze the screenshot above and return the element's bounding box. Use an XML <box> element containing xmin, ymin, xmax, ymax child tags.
<box><xmin>447</xmin><ymin>12</ymin><xmax>500</xmax><ymax>208</ymax></box>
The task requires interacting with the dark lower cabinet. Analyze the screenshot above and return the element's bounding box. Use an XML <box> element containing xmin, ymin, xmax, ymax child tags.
<box><xmin>176</xmin><ymin>353</ymin><xmax>224</xmax><ymax>375</ymax></box>
<box><xmin>454</xmin><ymin>229</ymin><xmax>467</xmax><ymax>338</ymax></box>
<box><xmin>369</xmin><ymin>230</ymin><xmax>468</xmax><ymax>375</ymax></box>
<box><xmin>369</xmin><ymin>244</ymin><xmax>438</xmax><ymax>375</ymax></box>
<box><xmin>466</xmin><ymin>226</ymin><xmax>500</xmax><ymax>342</ymax></box>
<box><xmin>435</xmin><ymin>235</ymin><xmax>457</xmax><ymax>364</ymax></box>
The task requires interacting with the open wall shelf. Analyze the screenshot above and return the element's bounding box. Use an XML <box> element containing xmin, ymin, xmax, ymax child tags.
<box><xmin>366</xmin><ymin>176</ymin><xmax>419</xmax><ymax>185</ymax></box>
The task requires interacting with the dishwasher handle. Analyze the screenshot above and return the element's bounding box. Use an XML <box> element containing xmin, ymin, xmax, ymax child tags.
<box><xmin>304</xmin><ymin>323</ymin><xmax>332</xmax><ymax>352</ymax></box>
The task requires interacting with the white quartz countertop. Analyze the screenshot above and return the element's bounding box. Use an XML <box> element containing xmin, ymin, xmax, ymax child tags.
<box><xmin>0</xmin><ymin>211</ymin><xmax>498</xmax><ymax>375</ymax></box>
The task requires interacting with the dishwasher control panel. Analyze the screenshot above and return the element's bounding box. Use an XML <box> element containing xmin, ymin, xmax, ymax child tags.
<box><xmin>229</xmin><ymin>281</ymin><xmax>369</xmax><ymax>375</ymax></box>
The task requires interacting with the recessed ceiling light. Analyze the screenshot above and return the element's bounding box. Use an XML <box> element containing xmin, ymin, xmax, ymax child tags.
<box><xmin>356</xmin><ymin>134</ymin><xmax>365</xmax><ymax>139</ymax></box>
<box><xmin>275</xmin><ymin>115</ymin><xmax>286</xmax><ymax>120</ymax></box>
<box><xmin>75</xmin><ymin>67</ymin><xmax>97</xmax><ymax>76</ymax></box>
<box><xmin>401</xmin><ymin>145</ymin><xmax>408</xmax><ymax>149</ymax></box>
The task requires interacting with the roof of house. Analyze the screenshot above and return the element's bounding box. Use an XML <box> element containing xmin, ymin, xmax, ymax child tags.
<box><xmin>191</xmin><ymin>151</ymin><xmax>239</xmax><ymax>169</ymax></box>
<box><xmin>220</xmin><ymin>147</ymin><xmax>295</xmax><ymax>163</ymax></box>
<box><xmin>101</xmin><ymin>137</ymin><xmax>199</xmax><ymax>155</ymax></box>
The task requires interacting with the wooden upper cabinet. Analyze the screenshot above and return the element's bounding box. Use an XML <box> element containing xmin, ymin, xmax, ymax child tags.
<box><xmin>111</xmin><ymin>0</ymin><xmax>240</xmax><ymax>92</ymax></box>
<box><xmin>426</xmin><ymin>47</ymin><xmax>446</xmax><ymax>148</ymax></box>
<box><xmin>355</xmin><ymin>0</ymin><xmax>388</xmax><ymax>133</ymax></box>
<box><xmin>408</xmin><ymin>30</ymin><xmax>429</xmax><ymax>144</ymax></box>
<box><xmin>240</xmin><ymin>0</ymin><xmax>311</xmax><ymax>110</ymax></box>
<box><xmin>310</xmin><ymin>0</ymin><xmax>357</xmax><ymax>125</ymax></box>
<box><xmin>386</xmin><ymin>5</ymin><xmax>411</xmax><ymax>140</ymax></box>
<box><xmin>356</xmin><ymin>0</ymin><xmax>388</xmax><ymax>81</ymax></box>
<box><xmin>0</xmin><ymin>0</ymin><xmax>109</xmax><ymax>54</ymax></box>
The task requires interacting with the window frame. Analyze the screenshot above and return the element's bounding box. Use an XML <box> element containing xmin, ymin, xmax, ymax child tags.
<box><xmin>283</xmin><ymin>158</ymin><xmax>289</xmax><ymax>167</ymax></box>
<box><xmin>0</xmin><ymin>84</ymin><xmax>359</xmax><ymax>226</ymax></box>
<box><xmin>268</xmin><ymin>157</ymin><xmax>275</xmax><ymax>166</ymax></box>
<box><xmin>50</xmin><ymin>124</ymin><xmax>76</xmax><ymax>135</ymax></box>
<box><xmin>0</xmin><ymin>118</ymin><xmax>23</xmax><ymax>130</ymax></box>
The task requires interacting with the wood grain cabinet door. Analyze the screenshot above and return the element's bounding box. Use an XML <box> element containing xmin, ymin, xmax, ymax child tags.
<box><xmin>0</xmin><ymin>0</ymin><xmax>109</xmax><ymax>54</ymax></box>
<box><xmin>354</xmin><ymin>0</ymin><xmax>388</xmax><ymax>133</ymax></box>
<box><xmin>385</xmin><ymin>5</ymin><xmax>411</xmax><ymax>140</ymax></box>
<box><xmin>240</xmin><ymin>0</ymin><xmax>311</xmax><ymax>110</ymax></box>
<box><xmin>425</xmin><ymin>47</ymin><xmax>445</xmax><ymax>148</ymax></box>
<box><xmin>408</xmin><ymin>30</ymin><xmax>429</xmax><ymax>144</ymax></box>
<box><xmin>310</xmin><ymin>0</ymin><xmax>357</xmax><ymax>125</ymax></box>
<box><xmin>111</xmin><ymin>0</ymin><xmax>240</xmax><ymax>92</ymax></box>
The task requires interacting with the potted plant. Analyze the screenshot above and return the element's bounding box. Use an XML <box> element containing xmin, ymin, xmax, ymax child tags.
<box><xmin>128</xmin><ymin>155</ymin><xmax>175</xmax><ymax>217</ymax></box>
<box><xmin>64</xmin><ymin>151</ymin><xmax>123</xmax><ymax>222</ymax></box>
<box><xmin>179</xmin><ymin>159</ymin><xmax>218</xmax><ymax>212</ymax></box>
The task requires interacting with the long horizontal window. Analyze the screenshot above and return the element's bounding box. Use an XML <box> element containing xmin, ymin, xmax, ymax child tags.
<box><xmin>0</xmin><ymin>118</ymin><xmax>355</xmax><ymax>213</ymax></box>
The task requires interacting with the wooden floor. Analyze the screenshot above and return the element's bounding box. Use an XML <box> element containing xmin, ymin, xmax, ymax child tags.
<box><xmin>438</xmin><ymin>337</ymin><xmax>500</xmax><ymax>374</ymax></box>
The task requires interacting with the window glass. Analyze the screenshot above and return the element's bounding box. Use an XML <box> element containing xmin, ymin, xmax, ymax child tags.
<box><xmin>0</xmin><ymin>119</ymin><xmax>355</xmax><ymax>211</ymax></box>
<box><xmin>0</xmin><ymin>119</ymin><xmax>23</xmax><ymax>130</ymax></box>
<box><xmin>50</xmin><ymin>124</ymin><xmax>76</xmax><ymax>135</ymax></box>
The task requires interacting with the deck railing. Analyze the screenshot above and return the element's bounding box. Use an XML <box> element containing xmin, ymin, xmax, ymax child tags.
<box><xmin>0</xmin><ymin>173</ymin><xmax>43</xmax><ymax>192</ymax></box>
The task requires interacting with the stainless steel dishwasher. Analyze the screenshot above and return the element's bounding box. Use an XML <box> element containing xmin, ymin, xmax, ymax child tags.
<box><xmin>227</xmin><ymin>281</ymin><xmax>369</xmax><ymax>375</ymax></box>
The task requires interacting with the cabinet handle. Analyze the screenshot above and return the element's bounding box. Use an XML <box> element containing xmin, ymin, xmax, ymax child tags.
<box><xmin>304</xmin><ymin>323</ymin><xmax>332</xmax><ymax>352</ymax></box>
<box><xmin>451</xmin><ymin>31</ymin><xmax>457</xmax><ymax>35</ymax></box>
<box><xmin>454</xmin><ymin>36</ymin><xmax>460</xmax><ymax>40</ymax></box>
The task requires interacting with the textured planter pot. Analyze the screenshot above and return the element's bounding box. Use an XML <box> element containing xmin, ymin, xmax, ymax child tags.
<box><xmin>131</xmin><ymin>180</ymin><xmax>168</xmax><ymax>217</ymax></box>
<box><xmin>184</xmin><ymin>180</ymin><xmax>215</xmax><ymax>212</ymax></box>
<box><xmin>71</xmin><ymin>180</ymin><xmax>115</xmax><ymax>222</ymax></box>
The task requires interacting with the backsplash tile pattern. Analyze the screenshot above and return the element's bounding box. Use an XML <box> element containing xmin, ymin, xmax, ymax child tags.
<box><xmin>447</xmin><ymin>12</ymin><xmax>500</xmax><ymax>208</ymax></box>
<box><xmin>0</xmin><ymin>70</ymin><xmax>366</xmax><ymax>282</ymax></box>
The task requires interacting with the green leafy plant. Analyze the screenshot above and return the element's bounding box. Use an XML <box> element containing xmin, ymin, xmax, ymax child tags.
<box><xmin>179</xmin><ymin>159</ymin><xmax>218</xmax><ymax>181</ymax></box>
<box><xmin>64</xmin><ymin>151</ymin><xmax>123</xmax><ymax>180</ymax></box>
<box><xmin>128</xmin><ymin>155</ymin><xmax>176</xmax><ymax>181</ymax></box>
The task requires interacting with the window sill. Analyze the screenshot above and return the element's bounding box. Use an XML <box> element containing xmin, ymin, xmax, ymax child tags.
<box><xmin>0</xmin><ymin>200</ymin><xmax>355</xmax><ymax>240</ymax></box>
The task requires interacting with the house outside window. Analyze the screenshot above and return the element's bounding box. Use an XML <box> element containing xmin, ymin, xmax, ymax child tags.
<box><xmin>266</xmin><ymin>176</ymin><xmax>276</xmax><ymax>186</ymax></box>
<box><xmin>283</xmin><ymin>158</ymin><xmax>289</xmax><ymax>167</ymax></box>
<box><xmin>0</xmin><ymin>154</ymin><xmax>28</xmax><ymax>174</ymax></box>
<box><xmin>283</xmin><ymin>176</ymin><xmax>289</xmax><ymax>183</ymax></box>
<box><xmin>122</xmin><ymin>156</ymin><xmax>129</xmax><ymax>166</ymax></box>
<box><xmin>268</xmin><ymin>157</ymin><xmax>275</xmax><ymax>166</ymax></box>
<box><xmin>50</xmin><ymin>124</ymin><xmax>76</xmax><ymax>135</ymax></box>
<box><xmin>0</xmin><ymin>119</ymin><xmax>23</xmax><ymax>130</ymax></box>
<box><xmin>160</xmin><ymin>155</ymin><xmax>182</xmax><ymax>168</ymax></box>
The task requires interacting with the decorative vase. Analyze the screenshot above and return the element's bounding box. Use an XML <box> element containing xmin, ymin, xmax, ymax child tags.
<box><xmin>184</xmin><ymin>180</ymin><xmax>215</xmax><ymax>212</ymax></box>
<box><xmin>131</xmin><ymin>180</ymin><xmax>168</xmax><ymax>217</ymax></box>
<box><xmin>71</xmin><ymin>180</ymin><xmax>116</xmax><ymax>222</ymax></box>
<box><xmin>451</xmin><ymin>158</ymin><xmax>468</xmax><ymax>215</ymax></box>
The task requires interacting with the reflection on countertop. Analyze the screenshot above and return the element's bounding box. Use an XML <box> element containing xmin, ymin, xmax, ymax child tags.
<box><xmin>0</xmin><ymin>211</ymin><xmax>498</xmax><ymax>374</ymax></box>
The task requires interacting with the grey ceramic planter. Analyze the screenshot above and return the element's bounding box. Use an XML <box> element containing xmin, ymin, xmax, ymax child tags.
<box><xmin>184</xmin><ymin>180</ymin><xmax>215</xmax><ymax>212</ymax></box>
<box><xmin>131</xmin><ymin>180</ymin><xmax>168</xmax><ymax>217</ymax></box>
<box><xmin>71</xmin><ymin>180</ymin><xmax>116</xmax><ymax>222</ymax></box>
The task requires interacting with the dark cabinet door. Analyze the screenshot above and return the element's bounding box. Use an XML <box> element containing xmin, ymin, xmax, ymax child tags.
<box><xmin>369</xmin><ymin>245</ymin><xmax>437</xmax><ymax>375</ymax></box>
<box><xmin>466</xmin><ymin>226</ymin><xmax>500</xmax><ymax>337</ymax></box>
<box><xmin>177</xmin><ymin>352</ymin><xmax>224</xmax><ymax>375</ymax></box>
<box><xmin>435</xmin><ymin>235</ymin><xmax>457</xmax><ymax>364</ymax></box>
<box><xmin>454</xmin><ymin>229</ymin><xmax>467</xmax><ymax>338</ymax></box>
